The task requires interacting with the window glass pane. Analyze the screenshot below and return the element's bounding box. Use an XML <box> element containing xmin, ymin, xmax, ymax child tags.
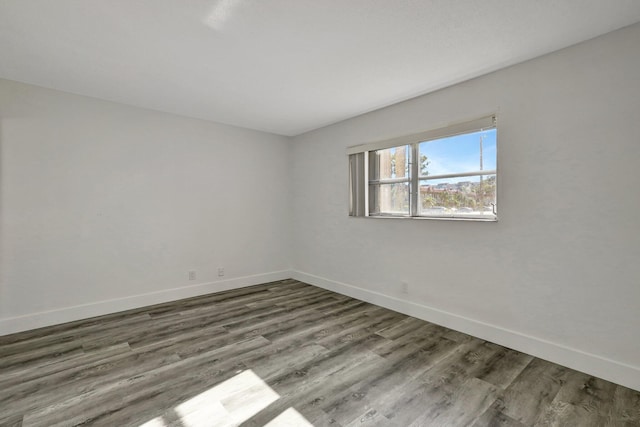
<box><xmin>371</xmin><ymin>145</ymin><xmax>410</xmax><ymax>181</ymax></box>
<box><xmin>419</xmin><ymin>129</ymin><xmax>496</xmax><ymax>177</ymax></box>
<box><xmin>419</xmin><ymin>175</ymin><xmax>496</xmax><ymax>217</ymax></box>
<box><xmin>369</xmin><ymin>183</ymin><xmax>410</xmax><ymax>215</ymax></box>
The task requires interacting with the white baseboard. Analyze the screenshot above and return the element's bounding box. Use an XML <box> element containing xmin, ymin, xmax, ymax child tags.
<box><xmin>292</xmin><ymin>270</ymin><xmax>640</xmax><ymax>392</ymax></box>
<box><xmin>0</xmin><ymin>270</ymin><xmax>293</xmax><ymax>337</ymax></box>
<box><xmin>4</xmin><ymin>269</ymin><xmax>638</xmax><ymax>392</ymax></box>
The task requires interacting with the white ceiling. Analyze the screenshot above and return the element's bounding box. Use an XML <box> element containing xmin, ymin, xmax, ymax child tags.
<box><xmin>1</xmin><ymin>1</ymin><xmax>640</xmax><ymax>136</ymax></box>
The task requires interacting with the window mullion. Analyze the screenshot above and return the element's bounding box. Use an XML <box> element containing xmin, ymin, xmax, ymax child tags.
<box><xmin>410</xmin><ymin>143</ymin><xmax>419</xmax><ymax>216</ymax></box>
<box><xmin>418</xmin><ymin>169</ymin><xmax>497</xmax><ymax>181</ymax></box>
<box><xmin>369</xmin><ymin>177</ymin><xmax>411</xmax><ymax>185</ymax></box>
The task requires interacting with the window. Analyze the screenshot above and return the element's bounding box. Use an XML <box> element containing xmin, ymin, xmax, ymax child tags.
<box><xmin>349</xmin><ymin>116</ymin><xmax>497</xmax><ymax>221</ymax></box>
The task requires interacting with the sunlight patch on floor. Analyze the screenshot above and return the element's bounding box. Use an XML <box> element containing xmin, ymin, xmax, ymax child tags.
<box><xmin>139</xmin><ymin>418</ymin><xmax>167</xmax><ymax>427</ymax></box>
<box><xmin>139</xmin><ymin>369</ymin><xmax>280</xmax><ymax>427</ymax></box>
<box><xmin>264</xmin><ymin>407</ymin><xmax>314</xmax><ymax>426</ymax></box>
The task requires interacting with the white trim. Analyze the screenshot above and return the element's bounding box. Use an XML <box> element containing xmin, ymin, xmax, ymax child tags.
<box><xmin>0</xmin><ymin>270</ymin><xmax>292</xmax><ymax>336</ymax></box>
<box><xmin>291</xmin><ymin>270</ymin><xmax>640</xmax><ymax>392</ymax></box>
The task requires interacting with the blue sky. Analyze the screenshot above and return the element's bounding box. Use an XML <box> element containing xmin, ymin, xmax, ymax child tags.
<box><xmin>419</xmin><ymin>129</ymin><xmax>496</xmax><ymax>182</ymax></box>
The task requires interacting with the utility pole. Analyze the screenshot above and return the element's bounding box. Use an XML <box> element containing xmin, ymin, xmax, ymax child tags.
<box><xmin>480</xmin><ymin>134</ymin><xmax>484</xmax><ymax>172</ymax></box>
<box><xmin>479</xmin><ymin>134</ymin><xmax>484</xmax><ymax>209</ymax></box>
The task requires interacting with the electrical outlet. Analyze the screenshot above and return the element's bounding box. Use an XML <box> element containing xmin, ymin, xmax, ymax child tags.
<box><xmin>188</xmin><ymin>270</ymin><xmax>196</xmax><ymax>281</ymax></box>
<box><xmin>401</xmin><ymin>281</ymin><xmax>409</xmax><ymax>294</ymax></box>
<box><xmin>218</xmin><ymin>267</ymin><xmax>224</xmax><ymax>277</ymax></box>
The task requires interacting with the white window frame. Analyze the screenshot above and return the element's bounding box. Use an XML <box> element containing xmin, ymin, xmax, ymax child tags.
<box><xmin>348</xmin><ymin>115</ymin><xmax>497</xmax><ymax>221</ymax></box>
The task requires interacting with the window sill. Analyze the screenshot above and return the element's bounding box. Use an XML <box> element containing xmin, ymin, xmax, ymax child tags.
<box><xmin>356</xmin><ymin>214</ymin><xmax>498</xmax><ymax>222</ymax></box>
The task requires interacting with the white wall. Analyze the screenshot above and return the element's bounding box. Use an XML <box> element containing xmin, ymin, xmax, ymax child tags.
<box><xmin>291</xmin><ymin>23</ymin><xmax>640</xmax><ymax>390</ymax></box>
<box><xmin>0</xmin><ymin>79</ymin><xmax>292</xmax><ymax>334</ymax></box>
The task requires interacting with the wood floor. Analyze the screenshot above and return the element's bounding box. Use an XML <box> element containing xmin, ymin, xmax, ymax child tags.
<box><xmin>1</xmin><ymin>279</ymin><xmax>639</xmax><ymax>427</ymax></box>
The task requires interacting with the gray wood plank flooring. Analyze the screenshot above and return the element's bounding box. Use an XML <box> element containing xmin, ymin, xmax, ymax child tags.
<box><xmin>1</xmin><ymin>279</ymin><xmax>639</xmax><ymax>426</ymax></box>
